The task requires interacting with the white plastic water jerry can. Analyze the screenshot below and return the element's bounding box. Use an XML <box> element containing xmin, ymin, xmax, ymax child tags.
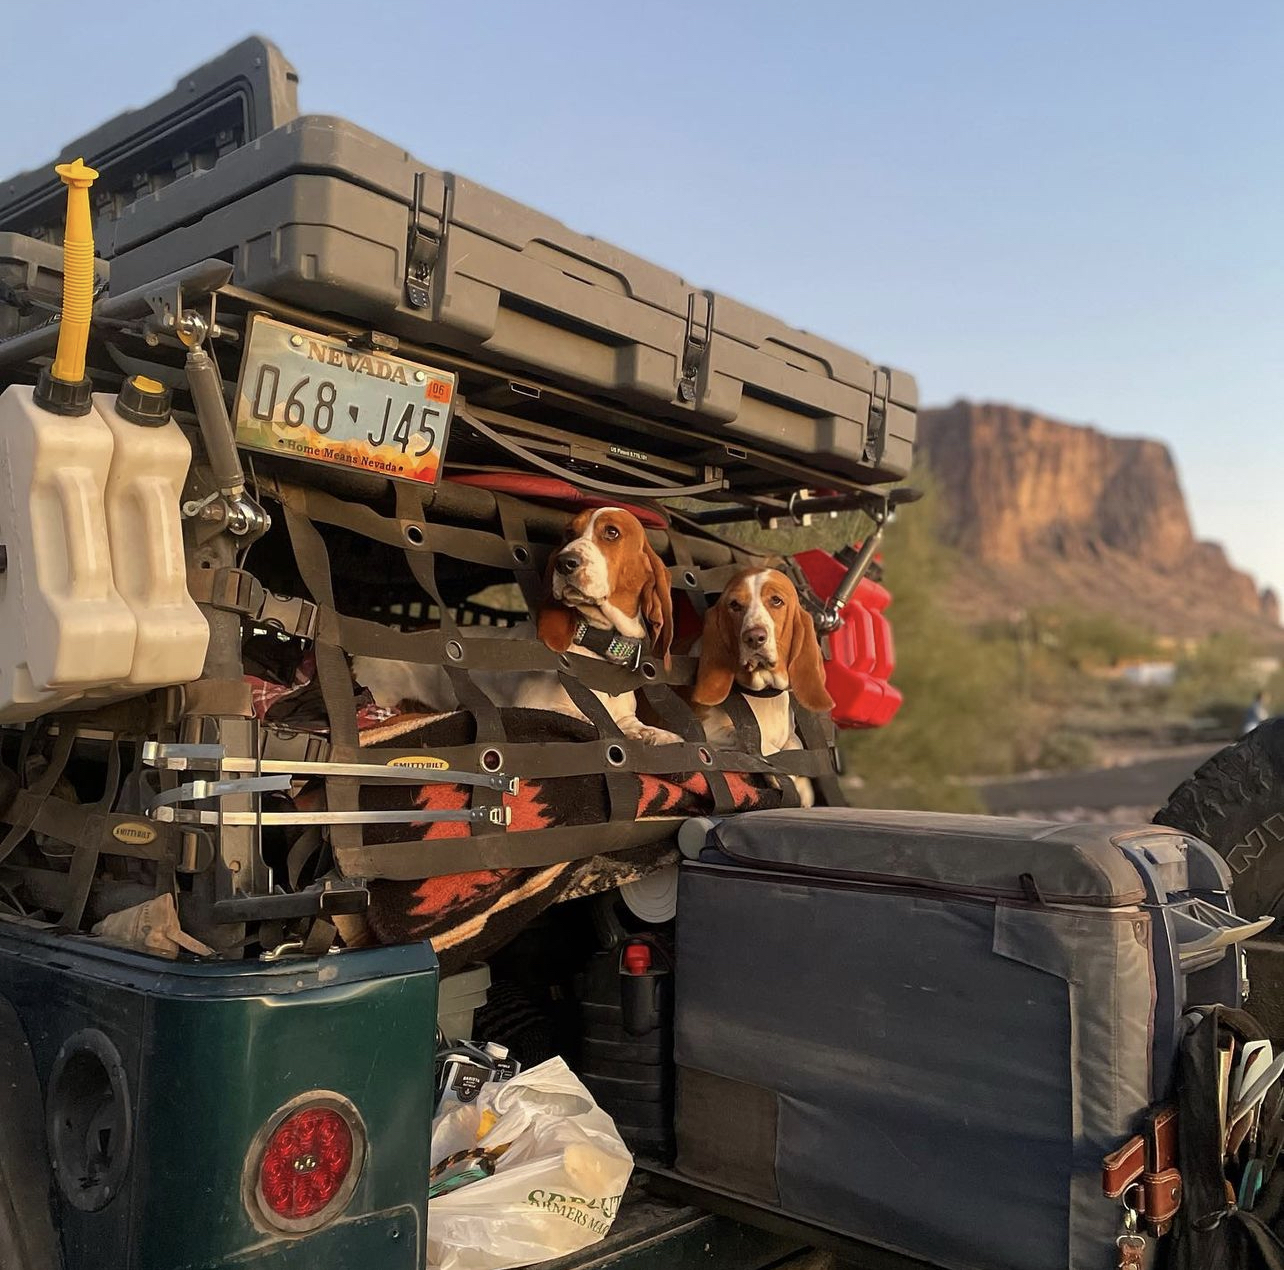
<box><xmin>0</xmin><ymin>159</ymin><xmax>209</xmax><ymax>721</ymax></box>
<box><xmin>95</xmin><ymin>378</ymin><xmax>209</xmax><ymax>692</ymax></box>
<box><xmin>0</xmin><ymin>383</ymin><xmax>137</xmax><ymax>721</ymax></box>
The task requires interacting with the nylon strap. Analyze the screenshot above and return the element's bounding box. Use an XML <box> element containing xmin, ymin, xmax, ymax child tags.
<box><xmin>493</xmin><ymin>491</ymin><xmax>547</xmax><ymax>616</ymax></box>
<box><xmin>0</xmin><ymin>789</ymin><xmax>178</xmax><ymax>864</ymax></box>
<box><xmin>277</xmin><ymin>480</ymin><xmax>517</xmax><ymax>571</ymax></box>
<box><xmin>347</xmin><ymin>736</ymin><xmax>801</xmax><ymax>780</ymax></box>
<box><xmin>302</xmin><ymin>917</ymin><xmax>337</xmax><ymax>957</ymax></box>
<box><xmin>287</xmin><ymin>828</ymin><xmax>324</xmax><ymax>890</ymax></box>
<box><xmin>186</xmin><ymin>566</ymin><xmax>319</xmax><ymax>640</ymax></box>
<box><xmin>793</xmin><ymin>707</ymin><xmax>846</xmax><ymax>806</ymax></box>
<box><xmin>642</xmin><ymin>683</ymin><xmax>737</xmax><ymax>813</ymax></box>
<box><xmin>58</xmin><ymin>741</ymin><xmax>124</xmax><ymax>932</ymax></box>
<box><xmin>0</xmin><ymin>726</ymin><xmax>76</xmax><ymax>868</ymax></box>
<box><xmin>285</xmin><ymin>503</ymin><xmax>367</xmax><ymax>858</ymax></box>
<box><xmin>665</xmin><ymin>525</ymin><xmax>710</xmax><ymax>617</ymax></box>
<box><xmin>183</xmin><ymin>680</ymin><xmax>254</xmax><ymax>719</ymax></box>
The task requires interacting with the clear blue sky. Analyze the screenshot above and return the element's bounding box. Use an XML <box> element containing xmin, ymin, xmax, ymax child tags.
<box><xmin>5</xmin><ymin>1</ymin><xmax>1281</xmax><ymax>593</ymax></box>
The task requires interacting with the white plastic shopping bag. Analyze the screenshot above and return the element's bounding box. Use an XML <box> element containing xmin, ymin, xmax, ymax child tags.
<box><xmin>427</xmin><ymin>1056</ymin><xmax>634</xmax><ymax>1270</ymax></box>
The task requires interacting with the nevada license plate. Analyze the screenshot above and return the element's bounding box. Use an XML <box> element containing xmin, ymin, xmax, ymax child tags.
<box><xmin>233</xmin><ymin>315</ymin><xmax>457</xmax><ymax>485</ymax></box>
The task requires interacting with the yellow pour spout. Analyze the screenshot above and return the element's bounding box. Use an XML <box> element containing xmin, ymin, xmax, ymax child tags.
<box><xmin>49</xmin><ymin>158</ymin><xmax>99</xmax><ymax>386</ymax></box>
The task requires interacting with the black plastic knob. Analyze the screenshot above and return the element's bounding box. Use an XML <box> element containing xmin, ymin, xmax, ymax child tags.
<box><xmin>115</xmin><ymin>374</ymin><xmax>173</xmax><ymax>426</ymax></box>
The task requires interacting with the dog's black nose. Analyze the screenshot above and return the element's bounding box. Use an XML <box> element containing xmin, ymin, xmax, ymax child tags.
<box><xmin>555</xmin><ymin>552</ymin><xmax>581</xmax><ymax>577</ymax></box>
<box><xmin>743</xmin><ymin>625</ymin><xmax>769</xmax><ymax>650</ymax></box>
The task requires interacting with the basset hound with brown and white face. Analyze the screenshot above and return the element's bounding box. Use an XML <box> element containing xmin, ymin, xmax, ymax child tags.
<box><xmin>691</xmin><ymin>566</ymin><xmax>833</xmax><ymax>767</ymax></box>
<box><xmin>354</xmin><ymin>506</ymin><xmax>682</xmax><ymax>746</ymax></box>
<box><xmin>530</xmin><ymin>506</ymin><xmax>680</xmax><ymax>745</ymax></box>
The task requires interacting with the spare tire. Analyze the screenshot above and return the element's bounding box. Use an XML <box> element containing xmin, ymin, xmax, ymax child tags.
<box><xmin>1154</xmin><ymin>719</ymin><xmax>1284</xmax><ymax>925</ymax></box>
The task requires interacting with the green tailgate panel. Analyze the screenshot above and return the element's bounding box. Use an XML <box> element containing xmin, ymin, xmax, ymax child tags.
<box><xmin>0</xmin><ymin>924</ymin><xmax>437</xmax><ymax>1270</ymax></box>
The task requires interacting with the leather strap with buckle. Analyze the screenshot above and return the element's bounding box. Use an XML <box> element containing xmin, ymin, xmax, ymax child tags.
<box><xmin>1102</xmin><ymin>1104</ymin><xmax>1183</xmax><ymax>1236</ymax></box>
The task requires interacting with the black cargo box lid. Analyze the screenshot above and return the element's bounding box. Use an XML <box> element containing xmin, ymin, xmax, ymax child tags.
<box><xmin>708</xmin><ymin>808</ymin><xmax>1153</xmax><ymax>907</ymax></box>
<box><xmin>0</xmin><ymin>36</ymin><xmax>297</xmax><ymax>245</ymax></box>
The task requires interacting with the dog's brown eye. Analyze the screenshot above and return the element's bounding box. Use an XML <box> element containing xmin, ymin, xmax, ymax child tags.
<box><xmin>602</xmin><ymin>525</ymin><xmax>620</xmax><ymax>541</ymax></box>
<box><xmin>728</xmin><ymin>600</ymin><xmax>743</xmax><ymax>613</ymax></box>
<box><xmin>769</xmin><ymin>594</ymin><xmax>785</xmax><ymax>607</ymax></box>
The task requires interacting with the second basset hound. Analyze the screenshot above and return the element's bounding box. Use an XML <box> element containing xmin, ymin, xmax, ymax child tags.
<box><xmin>354</xmin><ymin>506</ymin><xmax>681</xmax><ymax>745</ymax></box>
<box><xmin>691</xmin><ymin>566</ymin><xmax>834</xmax><ymax>759</ymax></box>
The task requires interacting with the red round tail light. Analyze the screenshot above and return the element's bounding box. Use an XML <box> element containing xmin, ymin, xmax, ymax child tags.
<box><xmin>245</xmin><ymin>1094</ymin><xmax>366</xmax><ymax>1234</ymax></box>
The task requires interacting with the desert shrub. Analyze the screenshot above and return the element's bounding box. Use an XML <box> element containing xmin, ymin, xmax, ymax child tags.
<box><xmin>1034</xmin><ymin>608</ymin><xmax>1159</xmax><ymax>671</ymax></box>
<box><xmin>1035</xmin><ymin>730</ymin><xmax>1099</xmax><ymax>772</ymax></box>
<box><xmin>1171</xmin><ymin>632</ymin><xmax>1260</xmax><ymax>716</ymax></box>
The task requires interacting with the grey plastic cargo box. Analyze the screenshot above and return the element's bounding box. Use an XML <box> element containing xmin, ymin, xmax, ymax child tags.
<box><xmin>100</xmin><ymin>115</ymin><xmax>915</xmax><ymax>485</ymax></box>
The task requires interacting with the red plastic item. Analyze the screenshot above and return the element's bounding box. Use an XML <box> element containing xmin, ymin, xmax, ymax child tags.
<box><xmin>622</xmin><ymin>942</ymin><xmax>653</xmax><ymax>975</ymax></box>
<box><xmin>793</xmin><ymin>548</ymin><xmax>903</xmax><ymax>729</ymax></box>
<box><xmin>258</xmin><ymin>1106</ymin><xmax>354</xmax><ymax>1221</ymax></box>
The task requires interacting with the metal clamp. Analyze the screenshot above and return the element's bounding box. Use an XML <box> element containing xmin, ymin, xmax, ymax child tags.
<box><xmin>142</xmin><ymin>741</ymin><xmax>519</xmax><ymax>794</ymax></box>
<box><xmin>152</xmin><ymin>805</ymin><xmax>512</xmax><ymax>828</ymax></box>
<box><xmin>147</xmin><ymin>774</ymin><xmax>295</xmax><ymax>811</ymax></box>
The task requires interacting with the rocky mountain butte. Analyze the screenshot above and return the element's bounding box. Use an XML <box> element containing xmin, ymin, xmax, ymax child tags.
<box><xmin>918</xmin><ymin>402</ymin><xmax>1279</xmax><ymax>641</ymax></box>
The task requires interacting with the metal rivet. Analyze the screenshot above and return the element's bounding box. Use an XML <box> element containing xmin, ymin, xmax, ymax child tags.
<box><xmin>683</xmin><ymin>571</ymin><xmax>698</xmax><ymax>588</ymax></box>
<box><xmin>289</xmin><ymin>334</ymin><xmax>304</xmax><ymax>348</ymax></box>
<box><xmin>697</xmin><ymin>747</ymin><xmax>713</xmax><ymax>765</ymax></box>
<box><xmin>405</xmin><ymin>525</ymin><xmax>426</xmax><ymax>546</ymax></box>
<box><xmin>640</xmin><ymin>661</ymin><xmax>657</xmax><ymax>680</ymax></box>
<box><xmin>414</xmin><ymin>370</ymin><xmax>426</xmax><ymax>383</ymax></box>
<box><xmin>606</xmin><ymin>744</ymin><xmax>627</xmax><ymax>767</ymax></box>
<box><xmin>445</xmin><ymin>640</ymin><xmax>464</xmax><ymax>661</ymax></box>
<box><xmin>481</xmin><ymin>749</ymin><xmax>503</xmax><ymax>772</ymax></box>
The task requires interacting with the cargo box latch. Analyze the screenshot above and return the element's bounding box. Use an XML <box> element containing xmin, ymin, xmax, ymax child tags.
<box><xmin>679</xmin><ymin>292</ymin><xmax>713</xmax><ymax>403</ymax></box>
<box><xmin>406</xmin><ymin>171</ymin><xmax>450</xmax><ymax>310</ymax></box>
<box><xmin>865</xmin><ymin>367</ymin><xmax>890</xmax><ymax>465</ymax></box>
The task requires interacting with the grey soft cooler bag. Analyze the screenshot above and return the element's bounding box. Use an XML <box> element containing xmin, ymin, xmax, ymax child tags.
<box><xmin>674</xmin><ymin>809</ymin><xmax>1269</xmax><ymax>1270</ymax></box>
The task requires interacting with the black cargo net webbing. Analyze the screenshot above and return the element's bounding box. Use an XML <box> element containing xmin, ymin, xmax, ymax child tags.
<box><xmin>272</xmin><ymin>480</ymin><xmax>843</xmax><ymax>881</ymax></box>
<box><xmin>0</xmin><ymin>717</ymin><xmax>182</xmax><ymax>930</ymax></box>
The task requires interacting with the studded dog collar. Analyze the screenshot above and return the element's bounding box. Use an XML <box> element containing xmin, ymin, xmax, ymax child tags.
<box><xmin>572</xmin><ymin>620</ymin><xmax>646</xmax><ymax>669</ymax></box>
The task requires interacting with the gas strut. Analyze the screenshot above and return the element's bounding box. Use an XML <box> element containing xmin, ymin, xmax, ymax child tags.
<box><xmin>815</xmin><ymin>487</ymin><xmax>922</xmax><ymax>633</ymax></box>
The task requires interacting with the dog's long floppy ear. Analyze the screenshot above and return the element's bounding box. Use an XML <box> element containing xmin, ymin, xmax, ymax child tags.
<box><xmin>536</xmin><ymin>550</ymin><xmax>578</xmax><ymax>653</ymax></box>
<box><xmin>691</xmin><ymin>603</ymin><xmax>738</xmax><ymax>707</ymax></box>
<box><xmin>640</xmin><ymin>541</ymin><xmax>675</xmax><ymax>668</ymax></box>
<box><xmin>785</xmin><ymin>596</ymin><xmax>834</xmax><ymax>713</ymax></box>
